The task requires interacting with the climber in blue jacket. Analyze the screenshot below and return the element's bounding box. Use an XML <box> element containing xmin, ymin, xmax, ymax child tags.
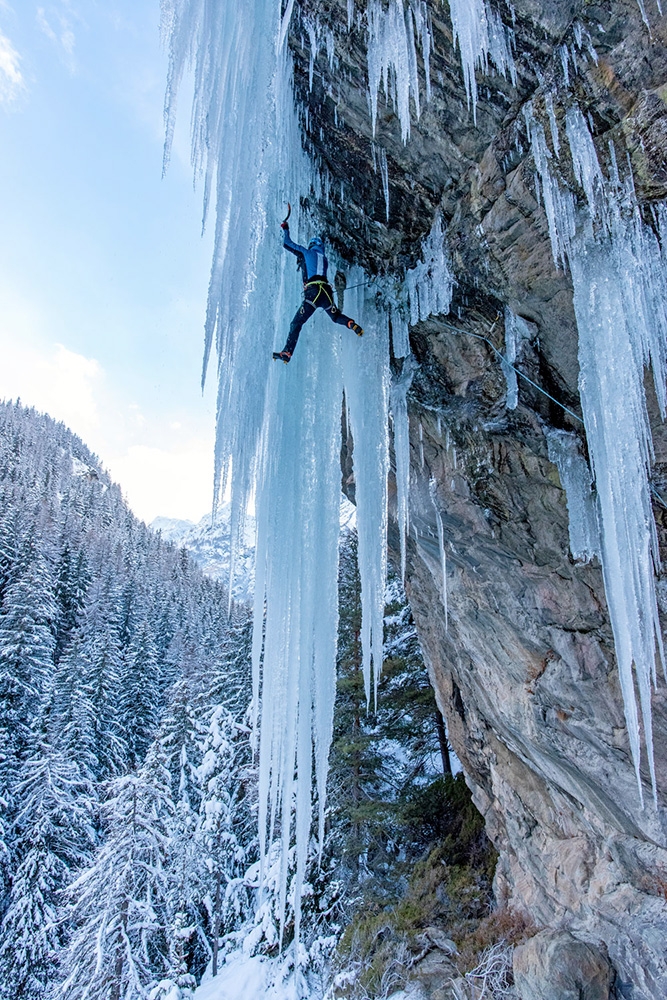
<box><xmin>273</xmin><ymin>222</ymin><xmax>364</xmax><ymax>364</ymax></box>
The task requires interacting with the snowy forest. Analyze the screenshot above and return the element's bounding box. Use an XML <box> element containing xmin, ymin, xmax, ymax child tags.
<box><xmin>3</xmin><ymin>0</ymin><xmax>667</xmax><ymax>994</ymax></box>
<box><xmin>0</xmin><ymin>400</ymin><xmax>488</xmax><ymax>998</ymax></box>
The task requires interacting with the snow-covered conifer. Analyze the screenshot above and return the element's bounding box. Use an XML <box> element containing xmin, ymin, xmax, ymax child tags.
<box><xmin>54</xmin><ymin>543</ymin><xmax>90</xmax><ymax>663</ymax></box>
<box><xmin>196</xmin><ymin>704</ymin><xmax>255</xmax><ymax>974</ymax></box>
<box><xmin>59</xmin><ymin>744</ymin><xmax>175</xmax><ymax>1000</ymax></box>
<box><xmin>0</xmin><ymin>551</ymin><xmax>56</xmax><ymax>771</ymax></box>
<box><xmin>120</xmin><ymin>616</ymin><xmax>161</xmax><ymax>769</ymax></box>
<box><xmin>0</xmin><ymin>744</ymin><xmax>95</xmax><ymax>1000</ymax></box>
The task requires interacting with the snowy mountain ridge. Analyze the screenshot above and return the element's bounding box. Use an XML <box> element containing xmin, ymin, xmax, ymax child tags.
<box><xmin>151</xmin><ymin>505</ymin><xmax>256</xmax><ymax>603</ymax></box>
<box><xmin>151</xmin><ymin>498</ymin><xmax>356</xmax><ymax>604</ymax></box>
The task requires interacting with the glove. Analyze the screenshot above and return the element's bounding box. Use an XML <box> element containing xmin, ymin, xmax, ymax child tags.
<box><xmin>281</xmin><ymin>222</ymin><xmax>289</xmax><ymax>230</ymax></box>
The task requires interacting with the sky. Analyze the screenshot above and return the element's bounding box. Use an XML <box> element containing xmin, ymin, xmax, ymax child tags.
<box><xmin>0</xmin><ymin>0</ymin><xmax>218</xmax><ymax>523</ymax></box>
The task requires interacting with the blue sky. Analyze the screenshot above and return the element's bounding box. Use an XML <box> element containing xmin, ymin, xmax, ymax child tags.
<box><xmin>0</xmin><ymin>0</ymin><xmax>217</xmax><ymax>522</ymax></box>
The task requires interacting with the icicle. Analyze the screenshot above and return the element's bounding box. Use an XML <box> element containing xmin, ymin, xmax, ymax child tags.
<box><xmin>305</xmin><ymin>18</ymin><xmax>319</xmax><ymax>91</ymax></box>
<box><xmin>411</xmin><ymin>0</ymin><xmax>432</xmax><ymax>102</ymax></box>
<box><xmin>501</xmin><ymin>308</ymin><xmax>533</xmax><ymax>409</ymax></box>
<box><xmin>379</xmin><ymin>146</ymin><xmax>390</xmax><ymax>221</ymax></box>
<box><xmin>390</xmin><ymin>301</ymin><xmax>410</xmax><ymax>358</ymax></box>
<box><xmin>341</xmin><ymin>270</ymin><xmax>391</xmax><ymax>708</ymax></box>
<box><xmin>565</xmin><ymin>105</ymin><xmax>604</xmax><ymax>214</ymax></box>
<box><xmin>560</xmin><ymin>44</ymin><xmax>570</xmax><ymax>87</ymax></box>
<box><xmin>162</xmin><ymin>0</ymin><xmax>378</xmax><ymax>948</ymax></box>
<box><xmin>487</xmin><ymin>6</ymin><xmax>516</xmax><ymax>87</ymax></box>
<box><xmin>326</xmin><ymin>28</ymin><xmax>335</xmax><ymax>68</ymax></box>
<box><xmin>419</xmin><ymin>420</ymin><xmax>425</xmax><ymax>469</ymax></box>
<box><xmin>523</xmin><ymin>104</ymin><xmax>576</xmax><ymax>267</ymax></box>
<box><xmin>446</xmin><ymin>0</ymin><xmax>516</xmax><ymax>121</ymax></box>
<box><xmin>390</xmin><ymin>354</ymin><xmax>417</xmax><ymax>580</ymax></box>
<box><xmin>347</xmin><ymin>0</ymin><xmax>355</xmax><ymax>30</ymax></box>
<box><xmin>502</xmin><ymin>308</ymin><xmax>519</xmax><ymax>410</ymax></box>
<box><xmin>525</xmin><ymin>98</ymin><xmax>667</xmax><ymax>805</ymax></box>
<box><xmin>366</xmin><ymin>0</ymin><xmax>432</xmax><ymax>142</ymax></box>
<box><xmin>405</xmin><ymin>212</ymin><xmax>455</xmax><ymax>324</ymax></box>
<box><xmin>545</xmin><ymin>428</ymin><xmax>600</xmax><ymax>563</ymax></box>
<box><xmin>430</xmin><ymin>479</ymin><xmax>448</xmax><ymax>629</ymax></box>
<box><xmin>544</xmin><ymin>92</ymin><xmax>560</xmax><ymax>159</ymax></box>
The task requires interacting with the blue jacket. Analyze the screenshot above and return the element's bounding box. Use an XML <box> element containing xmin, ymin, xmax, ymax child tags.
<box><xmin>283</xmin><ymin>228</ymin><xmax>328</xmax><ymax>283</ymax></box>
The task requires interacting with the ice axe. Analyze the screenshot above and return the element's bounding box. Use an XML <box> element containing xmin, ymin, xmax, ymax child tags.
<box><xmin>280</xmin><ymin>202</ymin><xmax>291</xmax><ymax>229</ymax></box>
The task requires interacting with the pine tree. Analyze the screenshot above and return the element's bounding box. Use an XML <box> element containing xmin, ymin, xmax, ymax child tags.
<box><xmin>59</xmin><ymin>745</ymin><xmax>175</xmax><ymax>1000</ymax></box>
<box><xmin>119</xmin><ymin>615</ymin><xmax>161</xmax><ymax>770</ymax></box>
<box><xmin>327</xmin><ymin>530</ymin><xmax>451</xmax><ymax>907</ymax></box>
<box><xmin>196</xmin><ymin>704</ymin><xmax>255</xmax><ymax>975</ymax></box>
<box><xmin>0</xmin><ymin>400</ymin><xmax>257</xmax><ymax>993</ymax></box>
<box><xmin>0</xmin><ymin>551</ymin><xmax>56</xmax><ymax>773</ymax></box>
<box><xmin>54</xmin><ymin>543</ymin><xmax>90</xmax><ymax>663</ymax></box>
<box><xmin>0</xmin><ymin>743</ymin><xmax>95</xmax><ymax>1000</ymax></box>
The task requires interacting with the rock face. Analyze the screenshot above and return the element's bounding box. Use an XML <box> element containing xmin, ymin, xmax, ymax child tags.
<box><xmin>289</xmin><ymin>0</ymin><xmax>667</xmax><ymax>995</ymax></box>
<box><xmin>513</xmin><ymin>929</ymin><xmax>613</xmax><ymax>1000</ymax></box>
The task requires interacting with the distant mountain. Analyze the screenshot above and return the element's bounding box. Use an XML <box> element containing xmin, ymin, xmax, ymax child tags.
<box><xmin>152</xmin><ymin>498</ymin><xmax>356</xmax><ymax>603</ymax></box>
<box><xmin>151</xmin><ymin>504</ymin><xmax>255</xmax><ymax>603</ymax></box>
<box><xmin>0</xmin><ymin>399</ymin><xmax>254</xmax><ymax>998</ymax></box>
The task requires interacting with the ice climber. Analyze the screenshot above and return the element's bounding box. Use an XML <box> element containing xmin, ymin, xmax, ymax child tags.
<box><xmin>273</xmin><ymin>220</ymin><xmax>364</xmax><ymax>364</ymax></box>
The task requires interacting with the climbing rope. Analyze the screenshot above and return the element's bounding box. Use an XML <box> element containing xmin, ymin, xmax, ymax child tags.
<box><xmin>339</xmin><ymin>277</ymin><xmax>582</xmax><ymax>424</ymax></box>
<box><xmin>438</xmin><ymin>318</ymin><xmax>584</xmax><ymax>425</ymax></box>
<box><xmin>341</xmin><ymin>279</ymin><xmax>376</xmax><ymax>292</ymax></box>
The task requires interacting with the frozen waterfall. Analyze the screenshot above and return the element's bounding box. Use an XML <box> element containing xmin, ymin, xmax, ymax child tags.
<box><xmin>526</xmin><ymin>101</ymin><xmax>667</xmax><ymax>803</ymax></box>
<box><xmin>163</xmin><ymin>0</ymin><xmax>392</xmax><ymax>948</ymax></box>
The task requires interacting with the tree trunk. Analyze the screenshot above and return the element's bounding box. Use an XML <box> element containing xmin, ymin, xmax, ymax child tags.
<box><xmin>212</xmin><ymin>866</ymin><xmax>222</xmax><ymax>978</ymax></box>
<box><xmin>435</xmin><ymin>711</ymin><xmax>452</xmax><ymax>776</ymax></box>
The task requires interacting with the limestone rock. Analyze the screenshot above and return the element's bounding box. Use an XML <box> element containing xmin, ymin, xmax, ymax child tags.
<box><xmin>289</xmin><ymin>0</ymin><xmax>667</xmax><ymax>995</ymax></box>
<box><xmin>513</xmin><ymin>930</ymin><xmax>613</xmax><ymax>1000</ymax></box>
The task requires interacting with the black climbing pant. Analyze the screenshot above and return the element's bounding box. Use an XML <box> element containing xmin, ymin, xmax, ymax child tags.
<box><xmin>283</xmin><ymin>280</ymin><xmax>357</xmax><ymax>356</ymax></box>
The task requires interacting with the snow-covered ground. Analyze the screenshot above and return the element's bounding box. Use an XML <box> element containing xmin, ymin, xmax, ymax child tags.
<box><xmin>193</xmin><ymin>952</ymin><xmax>306</xmax><ymax>1000</ymax></box>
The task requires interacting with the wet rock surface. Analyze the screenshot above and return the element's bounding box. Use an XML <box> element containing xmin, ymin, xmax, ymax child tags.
<box><xmin>289</xmin><ymin>0</ymin><xmax>667</xmax><ymax>995</ymax></box>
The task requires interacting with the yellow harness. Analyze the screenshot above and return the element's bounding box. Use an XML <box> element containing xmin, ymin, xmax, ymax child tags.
<box><xmin>304</xmin><ymin>278</ymin><xmax>334</xmax><ymax>308</ymax></box>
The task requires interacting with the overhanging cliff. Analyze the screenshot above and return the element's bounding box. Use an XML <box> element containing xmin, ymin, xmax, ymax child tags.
<box><xmin>289</xmin><ymin>0</ymin><xmax>667</xmax><ymax>994</ymax></box>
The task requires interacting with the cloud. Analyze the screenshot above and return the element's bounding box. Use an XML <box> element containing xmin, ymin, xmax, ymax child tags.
<box><xmin>0</xmin><ymin>329</ymin><xmax>214</xmax><ymax>523</ymax></box>
<box><xmin>108</xmin><ymin>443</ymin><xmax>213</xmax><ymax>524</ymax></box>
<box><xmin>0</xmin><ymin>29</ymin><xmax>24</xmax><ymax>105</ymax></box>
<box><xmin>0</xmin><ymin>285</ymin><xmax>215</xmax><ymax>525</ymax></box>
<box><xmin>37</xmin><ymin>5</ymin><xmax>77</xmax><ymax>70</ymax></box>
<box><xmin>0</xmin><ymin>338</ymin><xmax>102</xmax><ymax>434</ymax></box>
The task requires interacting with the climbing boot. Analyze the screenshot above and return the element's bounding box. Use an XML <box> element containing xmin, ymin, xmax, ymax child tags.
<box><xmin>273</xmin><ymin>351</ymin><xmax>292</xmax><ymax>364</ymax></box>
<box><xmin>347</xmin><ymin>321</ymin><xmax>364</xmax><ymax>337</ymax></box>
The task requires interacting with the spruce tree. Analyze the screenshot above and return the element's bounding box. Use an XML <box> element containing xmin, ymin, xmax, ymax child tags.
<box><xmin>0</xmin><ymin>552</ymin><xmax>56</xmax><ymax>773</ymax></box>
<box><xmin>0</xmin><ymin>744</ymin><xmax>95</xmax><ymax>1000</ymax></box>
<box><xmin>119</xmin><ymin>615</ymin><xmax>161</xmax><ymax>769</ymax></box>
<box><xmin>59</xmin><ymin>745</ymin><xmax>175</xmax><ymax>1000</ymax></box>
<box><xmin>54</xmin><ymin>543</ymin><xmax>90</xmax><ymax>663</ymax></box>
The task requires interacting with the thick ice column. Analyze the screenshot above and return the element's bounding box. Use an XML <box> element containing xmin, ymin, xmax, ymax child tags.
<box><xmin>391</xmin><ymin>354</ymin><xmax>417</xmax><ymax>580</ymax></box>
<box><xmin>342</xmin><ymin>271</ymin><xmax>391</xmax><ymax>706</ymax></box>
<box><xmin>164</xmin><ymin>0</ymin><xmax>344</xmax><ymax>947</ymax></box>
<box><xmin>254</xmin><ymin>323</ymin><xmax>343</xmax><ymax>936</ymax></box>
<box><xmin>545</xmin><ymin>428</ymin><xmax>600</xmax><ymax>563</ymax></box>
<box><xmin>525</xmin><ymin>100</ymin><xmax>667</xmax><ymax>802</ymax></box>
<box><xmin>571</xmin><ymin>241</ymin><xmax>663</xmax><ymax>801</ymax></box>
